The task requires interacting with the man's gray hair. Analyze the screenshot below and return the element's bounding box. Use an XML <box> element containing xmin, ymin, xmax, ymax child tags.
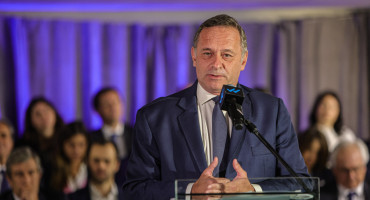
<box><xmin>6</xmin><ymin>147</ymin><xmax>42</xmax><ymax>178</ymax></box>
<box><xmin>0</xmin><ymin>118</ymin><xmax>14</xmax><ymax>138</ymax></box>
<box><xmin>330</xmin><ymin>139</ymin><xmax>369</xmax><ymax>168</ymax></box>
<box><xmin>193</xmin><ymin>14</ymin><xmax>248</xmax><ymax>56</ymax></box>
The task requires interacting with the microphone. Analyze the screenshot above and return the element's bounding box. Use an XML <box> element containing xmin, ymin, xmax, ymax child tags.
<box><xmin>219</xmin><ymin>85</ymin><xmax>245</xmax><ymax>130</ymax></box>
<box><xmin>219</xmin><ymin>84</ymin><xmax>311</xmax><ymax>192</ymax></box>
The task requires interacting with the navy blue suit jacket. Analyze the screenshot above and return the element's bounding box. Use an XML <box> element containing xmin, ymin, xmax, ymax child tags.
<box><xmin>123</xmin><ymin>82</ymin><xmax>309</xmax><ymax>199</ymax></box>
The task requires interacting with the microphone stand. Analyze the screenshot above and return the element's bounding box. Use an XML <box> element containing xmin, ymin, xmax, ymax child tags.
<box><xmin>243</xmin><ymin>119</ymin><xmax>312</xmax><ymax>193</ymax></box>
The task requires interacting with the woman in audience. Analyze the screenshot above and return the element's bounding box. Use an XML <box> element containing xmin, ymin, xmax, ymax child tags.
<box><xmin>18</xmin><ymin>97</ymin><xmax>65</xmax><ymax>187</ymax></box>
<box><xmin>298</xmin><ymin>128</ymin><xmax>329</xmax><ymax>176</ymax></box>
<box><xmin>22</xmin><ymin>97</ymin><xmax>65</xmax><ymax>152</ymax></box>
<box><xmin>50</xmin><ymin>121</ymin><xmax>89</xmax><ymax>194</ymax></box>
<box><xmin>309</xmin><ymin>91</ymin><xmax>356</xmax><ymax>152</ymax></box>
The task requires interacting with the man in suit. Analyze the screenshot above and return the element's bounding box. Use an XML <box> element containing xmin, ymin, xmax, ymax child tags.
<box><xmin>123</xmin><ymin>14</ymin><xmax>309</xmax><ymax>199</ymax></box>
<box><xmin>0</xmin><ymin>147</ymin><xmax>47</xmax><ymax>200</ymax></box>
<box><xmin>321</xmin><ymin>140</ymin><xmax>369</xmax><ymax>200</ymax></box>
<box><xmin>68</xmin><ymin>140</ymin><xmax>124</xmax><ymax>200</ymax></box>
<box><xmin>91</xmin><ymin>87</ymin><xmax>133</xmax><ymax>187</ymax></box>
<box><xmin>0</xmin><ymin>119</ymin><xmax>14</xmax><ymax>194</ymax></box>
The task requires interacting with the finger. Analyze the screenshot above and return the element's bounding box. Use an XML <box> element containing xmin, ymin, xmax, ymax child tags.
<box><xmin>213</xmin><ymin>177</ymin><xmax>231</xmax><ymax>184</ymax></box>
<box><xmin>202</xmin><ymin>157</ymin><xmax>219</xmax><ymax>177</ymax></box>
<box><xmin>233</xmin><ymin>159</ymin><xmax>247</xmax><ymax>178</ymax></box>
<box><xmin>207</xmin><ymin>183</ymin><xmax>224</xmax><ymax>191</ymax></box>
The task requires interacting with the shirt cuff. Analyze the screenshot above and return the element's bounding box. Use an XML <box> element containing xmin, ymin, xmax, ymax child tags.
<box><xmin>251</xmin><ymin>184</ymin><xmax>262</xmax><ymax>192</ymax></box>
<box><xmin>185</xmin><ymin>183</ymin><xmax>194</xmax><ymax>200</ymax></box>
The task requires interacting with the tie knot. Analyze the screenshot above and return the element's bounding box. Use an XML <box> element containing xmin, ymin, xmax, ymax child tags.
<box><xmin>212</xmin><ymin>96</ymin><xmax>220</xmax><ymax>104</ymax></box>
<box><xmin>347</xmin><ymin>191</ymin><xmax>357</xmax><ymax>200</ymax></box>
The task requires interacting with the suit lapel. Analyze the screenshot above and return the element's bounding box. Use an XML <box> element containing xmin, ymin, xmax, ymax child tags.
<box><xmin>177</xmin><ymin>83</ymin><xmax>207</xmax><ymax>173</ymax></box>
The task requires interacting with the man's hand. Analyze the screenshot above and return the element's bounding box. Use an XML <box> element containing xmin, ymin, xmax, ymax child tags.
<box><xmin>191</xmin><ymin>157</ymin><xmax>230</xmax><ymax>194</ymax></box>
<box><xmin>224</xmin><ymin>159</ymin><xmax>255</xmax><ymax>193</ymax></box>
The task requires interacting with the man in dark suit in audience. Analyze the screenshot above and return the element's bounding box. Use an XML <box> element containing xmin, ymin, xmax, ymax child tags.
<box><xmin>68</xmin><ymin>140</ymin><xmax>124</xmax><ymax>200</ymax></box>
<box><xmin>0</xmin><ymin>119</ymin><xmax>14</xmax><ymax>194</ymax></box>
<box><xmin>0</xmin><ymin>147</ymin><xmax>47</xmax><ymax>200</ymax></box>
<box><xmin>321</xmin><ymin>140</ymin><xmax>369</xmax><ymax>200</ymax></box>
<box><xmin>90</xmin><ymin>87</ymin><xmax>133</xmax><ymax>187</ymax></box>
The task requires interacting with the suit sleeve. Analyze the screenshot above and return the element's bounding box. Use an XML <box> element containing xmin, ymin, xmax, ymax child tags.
<box><xmin>258</xmin><ymin>98</ymin><xmax>310</xmax><ymax>191</ymax></box>
<box><xmin>122</xmin><ymin>109</ymin><xmax>174</xmax><ymax>200</ymax></box>
<box><xmin>275</xmin><ymin>98</ymin><xmax>308</xmax><ymax>176</ymax></box>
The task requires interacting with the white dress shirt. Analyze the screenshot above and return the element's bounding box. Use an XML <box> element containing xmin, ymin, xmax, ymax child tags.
<box><xmin>185</xmin><ymin>83</ymin><xmax>262</xmax><ymax>196</ymax></box>
<box><xmin>63</xmin><ymin>163</ymin><xmax>88</xmax><ymax>194</ymax></box>
<box><xmin>102</xmin><ymin>123</ymin><xmax>127</xmax><ymax>158</ymax></box>
<box><xmin>90</xmin><ymin>182</ymin><xmax>119</xmax><ymax>200</ymax></box>
<box><xmin>338</xmin><ymin>182</ymin><xmax>365</xmax><ymax>200</ymax></box>
<box><xmin>197</xmin><ymin>83</ymin><xmax>231</xmax><ymax>165</ymax></box>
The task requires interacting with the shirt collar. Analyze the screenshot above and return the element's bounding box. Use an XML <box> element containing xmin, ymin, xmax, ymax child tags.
<box><xmin>89</xmin><ymin>182</ymin><xmax>118</xmax><ymax>199</ymax></box>
<box><xmin>196</xmin><ymin>83</ymin><xmax>217</xmax><ymax>105</ymax></box>
<box><xmin>12</xmin><ymin>193</ymin><xmax>22</xmax><ymax>200</ymax></box>
<box><xmin>338</xmin><ymin>182</ymin><xmax>364</xmax><ymax>198</ymax></box>
<box><xmin>102</xmin><ymin>123</ymin><xmax>124</xmax><ymax>138</ymax></box>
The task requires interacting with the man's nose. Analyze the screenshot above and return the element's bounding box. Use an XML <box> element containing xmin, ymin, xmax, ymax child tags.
<box><xmin>23</xmin><ymin>174</ymin><xmax>32</xmax><ymax>185</ymax></box>
<box><xmin>211</xmin><ymin>54</ymin><xmax>223</xmax><ymax>69</ymax></box>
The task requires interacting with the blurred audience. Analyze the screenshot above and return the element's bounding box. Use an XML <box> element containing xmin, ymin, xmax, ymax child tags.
<box><xmin>321</xmin><ymin>140</ymin><xmax>369</xmax><ymax>200</ymax></box>
<box><xmin>0</xmin><ymin>119</ymin><xmax>14</xmax><ymax>194</ymax></box>
<box><xmin>90</xmin><ymin>87</ymin><xmax>133</xmax><ymax>187</ymax></box>
<box><xmin>309</xmin><ymin>91</ymin><xmax>356</xmax><ymax>152</ymax></box>
<box><xmin>16</xmin><ymin>97</ymin><xmax>65</xmax><ymax>188</ymax></box>
<box><xmin>50</xmin><ymin>121</ymin><xmax>89</xmax><ymax>194</ymax></box>
<box><xmin>0</xmin><ymin>147</ymin><xmax>63</xmax><ymax>200</ymax></box>
<box><xmin>298</xmin><ymin>127</ymin><xmax>329</xmax><ymax>177</ymax></box>
<box><xmin>68</xmin><ymin>140</ymin><xmax>124</xmax><ymax>200</ymax></box>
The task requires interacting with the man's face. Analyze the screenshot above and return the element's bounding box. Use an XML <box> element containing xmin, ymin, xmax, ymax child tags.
<box><xmin>88</xmin><ymin>144</ymin><xmax>119</xmax><ymax>184</ymax></box>
<box><xmin>191</xmin><ymin>26</ymin><xmax>248</xmax><ymax>95</ymax></box>
<box><xmin>0</xmin><ymin>123</ymin><xmax>13</xmax><ymax>162</ymax></box>
<box><xmin>333</xmin><ymin>145</ymin><xmax>367</xmax><ymax>189</ymax></box>
<box><xmin>97</xmin><ymin>91</ymin><xmax>123</xmax><ymax>125</ymax></box>
<box><xmin>6</xmin><ymin>158</ymin><xmax>41</xmax><ymax>198</ymax></box>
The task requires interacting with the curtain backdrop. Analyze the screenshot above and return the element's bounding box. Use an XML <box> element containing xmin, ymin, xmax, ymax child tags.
<box><xmin>0</xmin><ymin>11</ymin><xmax>368</xmax><ymax>139</ymax></box>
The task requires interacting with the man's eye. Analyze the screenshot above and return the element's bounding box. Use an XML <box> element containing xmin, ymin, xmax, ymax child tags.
<box><xmin>203</xmin><ymin>52</ymin><xmax>211</xmax><ymax>56</ymax></box>
<box><xmin>224</xmin><ymin>54</ymin><xmax>232</xmax><ymax>57</ymax></box>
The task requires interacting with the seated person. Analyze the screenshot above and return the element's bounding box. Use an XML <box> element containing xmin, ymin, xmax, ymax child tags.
<box><xmin>0</xmin><ymin>119</ymin><xmax>14</xmax><ymax>194</ymax></box>
<box><xmin>90</xmin><ymin>87</ymin><xmax>133</xmax><ymax>187</ymax></box>
<box><xmin>50</xmin><ymin>121</ymin><xmax>89</xmax><ymax>194</ymax></box>
<box><xmin>68</xmin><ymin>140</ymin><xmax>124</xmax><ymax>200</ymax></box>
<box><xmin>0</xmin><ymin>147</ymin><xmax>63</xmax><ymax>200</ymax></box>
<box><xmin>309</xmin><ymin>91</ymin><xmax>356</xmax><ymax>152</ymax></box>
<box><xmin>298</xmin><ymin>127</ymin><xmax>332</xmax><ymax>187</ymax></box>
<box><xmin>321</xmin><ymin>140</ymin><xmax>369</xmax><ymax>199</ymax></box>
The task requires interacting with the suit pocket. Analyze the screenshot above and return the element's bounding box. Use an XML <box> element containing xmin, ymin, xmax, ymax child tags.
<box><xmin>250</xmin><ymin>146</ymin><xmax>275</xmax><ymax>177</ymax></box>
<box><xmin>251</xmin><ymin>146</ymin><xmax>271</xmax><ymax>156</ymax></box>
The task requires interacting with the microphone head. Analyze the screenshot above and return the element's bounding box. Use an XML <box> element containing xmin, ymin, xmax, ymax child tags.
<box><xmin>220</xmin><ymin>85</ymin><xmax>244</xmax><ymax>111</ymax></box>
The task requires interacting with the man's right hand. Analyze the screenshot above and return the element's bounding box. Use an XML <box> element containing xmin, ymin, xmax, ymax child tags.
<box><xmin>191</xmin><ymin>157</ymin><xmax>230</xmax><ymax>194</ymax></box>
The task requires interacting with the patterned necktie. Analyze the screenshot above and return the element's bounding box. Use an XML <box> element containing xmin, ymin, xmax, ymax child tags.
<box><xmin>212</xmin><ymin>96</ymin><xmax>230</xmax><ymax>177</ymax></box>
<box><xmin>1</xmin><ymin>170</ymin><xmax>10</xmax><ymax>193</ymax></box>
<box><xmin>347</xmin><ymin>191</ymin><xmax>357</xmax><ymax>200</ymax></box>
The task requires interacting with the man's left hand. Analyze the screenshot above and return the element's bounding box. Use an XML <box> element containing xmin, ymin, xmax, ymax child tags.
<box><xmin>223</xmin><ymin>159</ymin><xmax>255</xmax><ymax>193</ymax></box>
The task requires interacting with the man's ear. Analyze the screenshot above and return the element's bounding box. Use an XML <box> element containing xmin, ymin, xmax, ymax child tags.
<box><xmin>191</xmin><ymin>47</ymin><xmax>197</xmax><ymax>67</ymax></box>
<box><xmin>115</xmin><ymin>160</ymin><xmax>121</xmax><ymax>173</ymax></box>
<box><xmin>240</xmin><ymin>51</ymin><xmax>248</xmax><ymax>71</ymax></box>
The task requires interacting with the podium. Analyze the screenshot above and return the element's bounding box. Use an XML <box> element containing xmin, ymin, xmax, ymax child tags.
<box><xmin>175</xmin><ymin>177</ymin><xmax>320</xmax><ymax>200</ymax></box>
